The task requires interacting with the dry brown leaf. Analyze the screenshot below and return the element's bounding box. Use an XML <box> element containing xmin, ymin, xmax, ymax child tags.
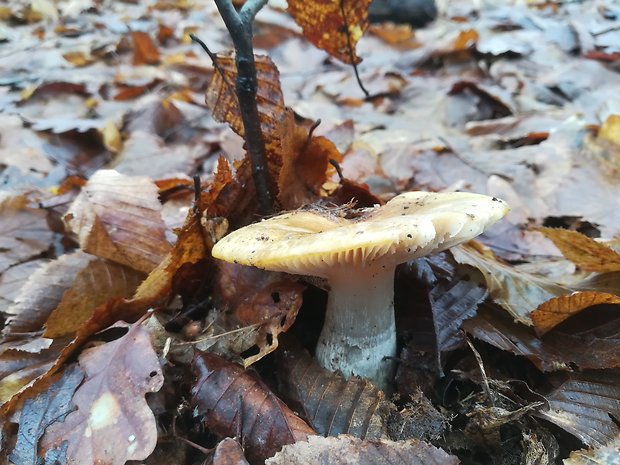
<box><xmin>275</xmin><ymin>347</ymin><xmax>389</xmax><ymax>440</ymax></box>
<box><xmin>65</xmin><ymin>169</ymin><xmax>171</xmax><ymax>274</ymax></box>
<box><xmin>287</xmin><ymin>0</ymin><xmax>373</xmax><ymax>64</ymax></box>
<box><xmin>40</xmin><ymin>321</ymin><xmax>164</xmax><ymax>464</ymax></box>
<box><xmin>44</xmin><ymin>258</ymin><xmax>145</xmax><ymax>338</ymax></box>
<box><xmin>464</xmin><ymin>305</ymin><xmax>620</xmax><ymax>372</ymax></box>
<box><xmin>0</xmin><ymin>260</ymin><xmax>45</xmax><ymax>313</ymax></box>
<box><xmin>531</xmin><ymin>291</ymin><xmax>620</xmax><ymax>336</ymax></box>
<box><xmin>0</xmin><ymin>192</ymin><xmax>53</xmax><ymax>275</ymax></box>
<box><xmin>212</xmin><ymin>437</ymin><xmax>250</xmax><ymax>465</ymax></box>
<box><xmin>536</xmin><ymin>371</ymin><xmax>620</xmax><ymax>447</ymax></box>
<box><xmin>265</xmin><ymin>435</ymin><xmax>460</xmax><ymax>465</ymax></box>
<box><xmin>131</xmin><ymin>31</ymin><xmax>161</xmax><ymax>65</ymax></box>
<box><xmin>213</xmin><ymin>263</ymin><xmax>304</xmax><ymax>366</ymax></box>
<box><xmin>191</xmin><ymin>351</ymin><xmax>315</xmax><ymax>464</ymax></box>
<box><xmin>3</xmin><ymin>252</ymin><xmax>94</xmax><ymax>336</ymax></box>
<box><xmin>538</xmin><ymin>228</ymin><xmax>620</xmax><ymax>272</ymax></box>
<box><xmin>451</xmin><ymin>243</ymin><xmax>570</xmax><ymax>325</ymax></box>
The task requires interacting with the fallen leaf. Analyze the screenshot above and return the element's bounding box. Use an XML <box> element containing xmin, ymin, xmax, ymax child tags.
<box><xmin>536</xmin><ymin>370</ymin><xmax>620</xmax><ymax>447</ymax></box>
<box><xmin>9</xmin><ymin>364</ymin><xmax>84</xmax><ymax>465</ymax></box>
<box><xmin>131</xmin><ymin>31</ymin><xmax>161</xmax><ymax>65</ymax></box>
<box><xmin>44</xmin><ymin>257</ymin><xmax>145</xmax><ymax>338</ymax></box>
<box><xmin>265</xmin><ymin>435</ymin><xmax>459</xmax><ymax>465</ymax></box>
<box><xmin>275</xmin><ymin>347</ymin><xmax>389</xmax><ymax>439</ymax></box>
<box><xmin>538</xmin><ymin>228</ymin><xmax>620</xmax><ymax>272</ymax></box>
<box><xmin>451</xmin><ymin>243</ymin><xmax>570</xmax><ymax>325</ymax></box>
<box><xmin>191</xmin><ymin>351</ymin><xmax>315</xmax><ymax>464</ymax></box>
<box><xmin>40</xmin><ymin>321</ymin><xmax>164</xmax><ymax>465</ymax></box>
<box><xmin>213</xmin><ymin>438</ymin><xmax>250</xmax><ymax>465</ymax></box>
<box><xmin>65</xmin><ymin>169</ymin><xmax>171</xmax><ymax>274</ymax></box>
<box><xmin>564</xmin><ymin>435</ymin><xmax>620</xmax><ymax>465</ymax></box>
<box><xmin>464</xmin><ymin>305</ymin><xmax>620</xmax><ymax>371</ymax></box>
<box><xmin>0</xmin><ymin>192</ymin><xmax>53</xmax><ymax>275</ymax></box>
<box><xmin>531</xmin><ymin>291</ymin><xmax>620</xmax><ymax>336</ymax></box>
<box><xmin>0</xmin><ymin>260</ymin><xmax>45</xmax><ymax>313</ymax></box>
<box><xmin>287</xmin><ymin>0</ymin><xmax>373</xmax><ymax>64</ymax></box>
<box><xmin>598</xmin><ymin>114</ymin><xmax>620</xmax><ymax>146</ymax></box>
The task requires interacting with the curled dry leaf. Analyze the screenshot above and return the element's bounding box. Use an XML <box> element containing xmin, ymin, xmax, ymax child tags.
<box><xmin>213</xmin><ymin>262</ymin><xmax>304</xmax><ymax>367</ymax></box>
<box><xmin>531</xmin><ymin>291</ymin><xmax>620</xmax><ymax>336</ymax></box>
<box><xmin>536</xmin><ymin>371</ymin><xmax>620</xmax><ymax>447</ymax></box>
<box><xmin>538</xmin><ymin>228</ymin><xmax>620</xmax><ymax>272</ymax></box>
<box><xmin>451</xmin><ymin>243</ymin><xmax>570</xmax><ymax>325</ymax></box>
<box><xmin>265</xmin><ymin>435</ymin><xmax>460</xmax><ymax>465</ymax></box>
<box><xmin>275</xmin><ymin>347</ymin><xmax>389</xmax><ymax>440</ymax></box>
<box><xmin>464</xmin><ymin>305</ymin><xmax>620</xmax><ymax>371</ymax></box>
<box><xmin>40</xmin><ymin>321</ymin><xmax>164</xmax><ymax>465</ymax></box>
<box><xmin>65</xmin><ymin>169</ymin><xmax>171</xmax><ymax>274</ymax></box>
<box><xmin>191</xmin><ymin>351</ymin><xmax>315</xmax><ymax>465</ymax></box>
<box><xmin>0</xmin><ymin>192</ymin><xmax>53</xmax><ymax>274</ymax></box>
<box><xmin>287</xmin><ymin>0</ymin><xmax>373</xmax><ymax>64</ymax></box>
<box><xmin>8</xmin><ymin>364</ymin><xmax>84</xmax><ymax>465</ymax></box>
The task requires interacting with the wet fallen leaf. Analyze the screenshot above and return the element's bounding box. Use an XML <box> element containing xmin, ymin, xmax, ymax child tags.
<box><xmin>536</xmin><ymin>370</ymin><xmax>620</xmax><ymax>447</ymax></box>
<box><xmin>191</xmin><ymin>351</ymin><xmax>315</xmax><ymax>464</ymax></box>
<box><xmin>9</xmin><ymin>364</ymin><xmax>84</xmax><ymax>465</ymax></box>
<box><xmin>538</xmin><ymin>228</ymin><xmax>620</xmax><ymax>272</ymax></box>
<box><xmin>275</xmin><ymin>347</ymin><xmax>389</xmax><ymax>439</ymax></box>
<box><xmin>65</xmin><ymin>169</ymin><xmax>171</xmax><ymax>274</ymax></box>
<box><xmin>287</xmin><ymin>0</ymin><xmax>373</xmax><ymax>64</ymax></box>
<box><xmin>265</xmin><ymin>435</ymin><xmax>460</xmax><ymax>465</ymax></box>
<box><xmin>40</xmin><ymin>321</ymin><xmax>164</xmax><ymax>465</ymax></box>
<box><xmin>212</xmin><ymin>438</ymin><xmax>250</xmax><ymax>465</ymax></box>
<box><xmin>131</xmin><ymin>31</ymin><xmax>161</xmax><ymax>65</ymax></box>
<box><xmin>531</xmin><ymin>291</ymin><xmax>620</xmax><ymax>336</ymax></box>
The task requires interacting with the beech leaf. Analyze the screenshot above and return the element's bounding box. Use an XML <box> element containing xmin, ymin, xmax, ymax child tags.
<box><xmin>40</xmin><ymin>321</ymin><xmax>164</xmax><ymax>465</ymax></box>
<box><xmin>65</xmin><ymin>169</ymin><xmax>171</xmax><ymax>273</ymax></box>
<box><xmin>191</xmin><ymin>351</ymin><xmax>315</xmax><ymax>464</ymax></box>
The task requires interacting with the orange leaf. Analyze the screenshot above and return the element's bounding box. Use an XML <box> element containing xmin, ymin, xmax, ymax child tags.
<box><xmin>287</xmin><ymin>0</ymin><xmax>373</xmax><ymax>64</ymax></box>
<box><xmin>453</xmin><ymin>29</ymin><xmax>479</xmax><ymax>51</ymax></box>
<box><xmin>131</xmin><ymin>31</ymin><xmax>161</xmax><ymax>65</ymax></box>
<box><xmin>40</xmin><ymin>321</ymin><xmax>163</xmax><ymax>464</ymax></box>
<box><xmin>531</xmin><ymin>291</ymin><xmax>620</xmax><ymax>336</ymax></box>
<box><xmin>538</xmin><ymin>228</ymin><xmax>620</xmax><ymax>272</ymax></box>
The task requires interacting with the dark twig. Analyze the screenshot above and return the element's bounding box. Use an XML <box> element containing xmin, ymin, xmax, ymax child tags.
<box><xmin>329</xmin><ymin>158</ymin><xmax>344</xmax><ymax>182</ymax></box>
<box><xmin>212</xmin><ymin>0</ymin><xmax>275</xmax><ymax>216</ymax></box>
<box><xmin>339</xmin><ymin>0</ymin><xmax>370</xmax><ymax>99</ymax></box>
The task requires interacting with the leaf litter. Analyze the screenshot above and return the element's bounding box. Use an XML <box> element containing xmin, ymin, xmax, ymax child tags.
<box><xmin>1</xmin><ymin>0</ymin><xmax>620</xmax><ymax>464</ymax></box>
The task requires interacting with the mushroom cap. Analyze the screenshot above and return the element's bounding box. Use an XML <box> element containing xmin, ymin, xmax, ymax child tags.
<box><xmin>211</xmin><ymin>191</ymin><xmax>509</xmax><ymax>278</ymax></box>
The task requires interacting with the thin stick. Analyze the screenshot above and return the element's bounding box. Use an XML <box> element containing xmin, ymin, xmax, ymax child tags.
<box><xmin>339</xmin><ymin>0</ymin><xmax>370</xmax><ymax>99</ymax></box>
<box><xmin>213</xmin><ymin>0</ymin><xmax>275</xmax><ymax>216</ymax></box>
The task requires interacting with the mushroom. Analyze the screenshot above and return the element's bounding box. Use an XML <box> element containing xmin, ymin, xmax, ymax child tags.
<box><xmin>211</xmin><ymin>191</ymin><xmax>508</xmax><ymax>390</ymax></box>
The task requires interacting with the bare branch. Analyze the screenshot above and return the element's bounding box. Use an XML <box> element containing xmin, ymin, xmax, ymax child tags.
<box><xmin>240</xmin><ymin>0</ymin><xmax>269</xmax><ymax>24</ymax></box>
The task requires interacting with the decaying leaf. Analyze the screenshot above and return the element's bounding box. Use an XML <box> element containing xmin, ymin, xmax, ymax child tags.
<box><xmin>287</xmin><ymin>0</ymin><xmax>373</xmax><ymax>64</ymax></box>
<box><xmin>0</xmin><ymin>260</ymin><xmax>45</xmax><ymax>313</ymax></box>
<box><xmin>65</xmin><ymin>169</ymin><xmax>171</xmax><ymax>274</ymax></box>
<box><xmin>191</xmin><ymin>351</ymin><xmax>315</xmax><ymax>464</ymax></box>
<box><xmin>212</xmin><ymin>438</ymin><xmax>250</xmax><ymax>465</ymax></box>
<box><xmin>464</xmin><ymin>305</ymin><xmax>620</xmax><ymax>371</ymax></box>
<box><xmin>9</xmin><ymin>364</ymin><xmax>84</xmax><ymax>465</ymax></box>
<box><xmin>40</xmin><ymin>321</ymin><xmax>164</xmax><ymax>465</ymax></box>
<box><xmin>265</xmin><ymin>435</ymin><xmax>459</xmax><ymax>465</ymax></box>
<box><xmin>531</xmin><ymin>291</ymin><xmax>620</xmax><ymax>336</ymax></box>
<box><xmin>538</xmin><ymin>228</ymin><xmax>620</xmax><ymax>272</ymax></box>
<box><xmin>452</xmin><ymin>243</ymin><xmax>570</xmax><ymax>325</ymax></box>
<box><xmin>564</xmin><ymin>435</ymin><xmax>620</xmax><ymax>465</ymax></box>
<box><xmin>131</xmin><ymin>31</ymin><xmax>161</xmax><ymax>65</ymax></box>
<box><xmin>536</xmin><ymin>371</ymin><xmax>620</xmax><ymax>447</ymax></box>
<box><xmin>276</xmin><ymin>347</ymin><xmax>389</xmax><ymax>439</ymax></box>
<box><xmin>0</xmin><ymin>192</ymin><xmax>53</xmax><ymax>274</ymax></box>
<box><xmin>213</xmin><ymin>263</ymin><xmax>304</xmax><ymax>366</ymax></box>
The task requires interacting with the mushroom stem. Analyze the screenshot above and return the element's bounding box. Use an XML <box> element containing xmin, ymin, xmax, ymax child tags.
<box><xmin>316</xmin><ymin>263</ymin><xmax>396</xmax><ymax>391</ymax></box>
